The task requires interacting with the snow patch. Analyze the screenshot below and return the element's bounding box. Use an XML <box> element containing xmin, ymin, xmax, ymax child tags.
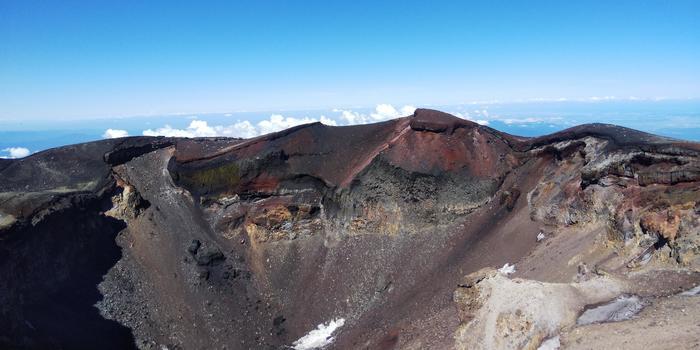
<box><xmin>537</xmin><ymin>232</ymin><xmax>546</xmax><ymax>242</ymax></box>
<box><xmin>292</xmin><ymin>318</ymin><xmax>345</xmax><ymax>350</ymax></box>
<box><xmin>680</xmin><ymin>284</ymin><xmax>700</xmax><ymax>296</ymax></box>
<box><xmin>537</xmin><ymin>336</ymin><xmax>560</xmax><ymax>350</ymax></box>
<box><xmin>577</xmin><ymin>295</ymin><xmax>645</xmax><ymax>325</ymax></box>
<box><xmin>498</xmin><ymin>263</ymin><xmax>516</xmax><ymax>275</ymax></box>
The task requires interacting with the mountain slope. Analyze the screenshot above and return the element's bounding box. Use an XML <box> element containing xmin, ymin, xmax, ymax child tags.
<box><xmin>1</xmin><ymin>109</ymin><xmax>699</xmax><ymax>349</ymax></box>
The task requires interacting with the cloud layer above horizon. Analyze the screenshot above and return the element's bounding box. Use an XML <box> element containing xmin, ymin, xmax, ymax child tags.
<box><xmin>101</xmin><ymin>103</ymin><xmax>501</xmax><ymax>140</ymax></box>
<box><xmin>140</xmin><ymin>114</ymin><xmax>339</xmax><ymax>139</ymax></box>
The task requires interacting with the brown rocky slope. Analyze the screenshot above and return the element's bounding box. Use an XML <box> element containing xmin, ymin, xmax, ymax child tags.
<box><xmin>1</xmin><ymin>109</ymin><xmax>699</xmax><ymax>349</ymax></box>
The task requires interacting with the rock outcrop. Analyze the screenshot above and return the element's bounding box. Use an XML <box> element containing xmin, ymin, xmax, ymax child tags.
<box><xmin>454</xmin><ymin>268</ymin><xmax>624</xmax><ymax>350</ymax></box>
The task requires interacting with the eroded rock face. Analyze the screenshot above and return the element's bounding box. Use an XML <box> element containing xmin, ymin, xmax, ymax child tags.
<box><xmin>639</xmin><ymin>207</ymin><xmax>682</xmax><ymax>240</ymax></box>
<box><xmin>104</xmin><ymin>173</ymin><xmax>150</xmax><ymax>221</ymax></box>
<box><xmin>1</xmin><ymin>110</ymin><xmax>699</xmax><ymax>349</ymax></box>
<box><xmin>453</xmin><ymin>269</ymin><xmax>624</xmax><ymax>350</ymax></box>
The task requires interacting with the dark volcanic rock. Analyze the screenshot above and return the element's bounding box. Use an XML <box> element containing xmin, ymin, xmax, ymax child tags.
<box><xmin>410</xmin><ymin>108</ymin><xmax>479</xmax><ymax>133</ymax></box>
<box><xmin>104</xmin><ymin>137</ymin><xmax>174</xmax><ymax>166</ymax></box>
<box><xmin>195</xmin><ymin>247</ymin><xmax>225</xmax><ymax>266</ymax></box>
<box><xmin>187</xmin><ymin>239</ymin><xmax>201</xmax><ymax>254</ymax></box>
<box><xmin>0</xmin><ymin>191</ymin><xmax>135</xmax><ymax>350</ymax></box>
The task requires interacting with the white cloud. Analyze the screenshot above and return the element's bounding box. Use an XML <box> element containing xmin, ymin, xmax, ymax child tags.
<box><xmin>502</xmin><ymin>117</ymin><xmax>544</xmax><ymax>125</ymax></box>
<box><xmin>1</xmin><ymin>147</ymin><xmax>30</xmax><ymax>159</ymax></box>
<box><xmin>588</xmin><ymin>96</ymin><xmax>617</xmax><ymax>101</ymax></box>
<box><xmin>401</xmin><ymin>105</ymin><xmax>417</xmax><ymax>116</ymax></box>
<box><xmin>337</xmin><ymin>109</ymin><xmax>371</xmax><ymax>124</ymax></box>
<box><xmin>371</xmin><ymin>103</ymin><xmax>399</xmax><ymax>121</ymax></box>
<box><xmin>292</xmin><ymin>318</ymin><xmax>345</xmax><ymax>350</ymax></box>
<box><xmin>371</xmin><ymin>104</ymin><xmax>416</xmax><ymax>121</ymax></box>
<box><xmin>102</xmin><ymin>129</ymin><xmax>129</xmax><ymax>139</ymax></box>
<box><xmin>319</xmin><ymin>115</ymin><xmax>338</xmax><ymax>126</ymax></box>
<box><xmin>228</xmin><ymin>121</ymin><xmax>258</xmax><ymax>138</ymax></box>
<box><xmin>451</xmin><ymin>112</ymin><xmax>490</xmax><ymax>126</ymax></box>
<box><xmin>258</xmin><ymin>114</ymin><xmax>318</xmax><ymax>135</ymax></box>
<box><xmin>142</xmin><ymin>104</ymin><xmax>415</xmax><ymax>139</ymax></box>
<box><xmin>142</xmin><ymin>113</ymin><xmax>336</xmax><ymax>139</ymax></box>
<box><xmin>458</xmin><ymin>96</ymin><xmax>660</xmax><ymax>105</ymax></box>
<box><xmin>143</xmin><ymin>120</ymin><xmax>258</xmax><ymax>138</ymax></box>
<box><xmin>336</xmin><ymin>104</ymin><xmax>416</xmax><ymax>125</ymax></box>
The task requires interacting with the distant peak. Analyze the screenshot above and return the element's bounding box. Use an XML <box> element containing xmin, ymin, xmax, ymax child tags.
<box><xmin>410</xmin><ymin>108</ymin><xmax>478</xmax><ymax>133</ymax></box>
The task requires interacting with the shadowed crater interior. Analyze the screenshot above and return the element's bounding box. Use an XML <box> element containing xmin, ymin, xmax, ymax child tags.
<box><xmin>0</xmin><ymin>195</ymin><xmax>136</xmax><ymax>350</ymax></box>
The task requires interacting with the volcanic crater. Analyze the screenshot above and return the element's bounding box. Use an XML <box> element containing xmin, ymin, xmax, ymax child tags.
<box><xmin>1</xmin><ymin>109</ymin><xmax>700</xmax><ymax>349</ymax></box>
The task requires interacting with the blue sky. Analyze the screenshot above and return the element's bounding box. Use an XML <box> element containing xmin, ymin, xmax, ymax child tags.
<box><xmin>1</xmin><ymin>1</ymin><xmax>699</xmax><ymax>158</ymax></box>
<box><xmin>1</xmin><ymin>1</ymin><xmax>698</xmax><ymax>120</ymax></box>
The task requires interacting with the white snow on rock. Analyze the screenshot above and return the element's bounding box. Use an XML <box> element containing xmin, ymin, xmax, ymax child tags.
<box><xmin>498</xmin><ymin>263</ymin><xmax>516</xmax><ymax>275</ymax></box>
<box><xmin>537</xmin><ymin>336</ymin><xmax>560</xmax><ymax>350</ymax></box>
<box><xmin>576</xmin><ymin>295</ymin><xmax>645</xmax><ymax>325</ymax></box>
<box><xmin>537</xmin><ymin>232</ymin><xmax>546</xmax><ymax>242</ymax></box>
<box><xmin>680</xmin><ymin>284</ymin><xmax>700</xmax><ymax>296</ymax></box>
<box><xmin>292</xmin><ymin>318</ymin><xmax>345</xmax><ymax>350</ymax></box>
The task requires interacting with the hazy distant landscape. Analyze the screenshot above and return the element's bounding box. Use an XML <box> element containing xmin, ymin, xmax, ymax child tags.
<box><xmin>2</xmin><ymin>99</ymin><xmax>699</xmax><ymax>158</ymax></box>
